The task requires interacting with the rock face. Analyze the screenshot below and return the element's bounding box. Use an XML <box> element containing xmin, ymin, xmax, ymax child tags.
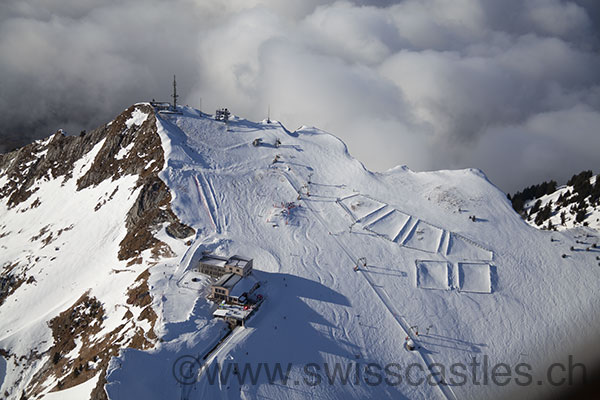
<box><xmin>119</xmin><ymin>176</ymin><xmax>194</xmax><ymax>261</ymax></box>
<box><xmin>0</xmin><ymin>103</ymin><xmax>194</xmax><ymax>399</ymax></box>
<box><xmin>0</xmin><ymin>128</ymin><xmax>105</xmax><ymax>208</ymax></box>
<box><xmin>0</xmin><ymin>103</ymin><xmax>194</xmax><ymax>262</ymax></box>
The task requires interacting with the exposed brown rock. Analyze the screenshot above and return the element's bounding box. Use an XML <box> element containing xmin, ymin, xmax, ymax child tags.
<box><xmin>25</xmin><ymin>274</ymin><xmax>160</xmax><ymax>399</ymax></box>
<box><xmin>77</xmin><ymin>104</ymin><xmax>160</xmax><ymax>190</ymax></box>
<box><xmin>1</xmin><ymin>103</ymin><xmax>196</xmax><ymax>398</ymax></box>
<box><xmin>0</xmin><ymin>262</ymin><xmax>26</xmax><ymax>307</ymax></box>
<box><xmin>126</xmin><ymin>269</ymin><xmax>152</xmax><ymax>308</ymax></box>
<box><xmin>0</xmin><ymin>127</ymin><xmax>106</xmax><ymax>208</ymax></box>
<box><xmin>26</xmin><ymin>293</ymin><xmax>105</xmax><ymax>397</ymax></box>
<box><xmin>30</xmin><ymin>225</ymin><xmax>50</xmax><ymax>242</ymax></box>
<box><xmin>2</xmin><ymin>103</ymin><xmax>193</xmax><ymax>263</ymax></box>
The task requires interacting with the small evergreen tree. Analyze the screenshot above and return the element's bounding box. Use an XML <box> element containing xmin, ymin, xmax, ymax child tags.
<box><xmin>575</xmin><ymin>208</ymin><xmax>587</xmax><ymax>223</ymax></box>
<box><xmin>530</xmin><ymin>199</ymin><xmax>542</xmax><ymax>215</ymax></box>
<box><xmin>535</xmin><ymin>202</ymin><xmax>552</xmax><ymax>226</ymax></box>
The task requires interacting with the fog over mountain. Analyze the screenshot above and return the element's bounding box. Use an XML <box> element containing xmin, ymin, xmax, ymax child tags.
<box><xmin>1</xmin><ymin>0</ymin><xmax>599</xmax><ymax>192</ymax></box>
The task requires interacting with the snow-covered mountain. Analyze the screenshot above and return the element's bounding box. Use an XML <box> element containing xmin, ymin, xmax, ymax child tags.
<box><xmin>0</xmin><ymin>104</ymin><xmax>599</xmax><ymax>400</ymax></box>
<box><xmin>510</xmin><ymin>172</ymin><xmax>600</xmax><ymax>232</ymax></box>
<box><xmin>0</xmin><ymin>104</ymin><xmax>194</xmax><ymax>399</ymax></box>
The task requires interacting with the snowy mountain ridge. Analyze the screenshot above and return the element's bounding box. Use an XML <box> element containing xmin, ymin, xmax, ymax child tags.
<box><xmin>0</xmin><ymin>104</ymin><xmax>599</xmax><ymax>400</ymax></box>
<box><xmin>511</xmin><ymin>172</ymin><xmax>600</xmax><ymax>232</ymax></box>
<box><xmin>0</xmin><ymin>103</ymin><xmax>193</xmax><ymax>399</ymax></box>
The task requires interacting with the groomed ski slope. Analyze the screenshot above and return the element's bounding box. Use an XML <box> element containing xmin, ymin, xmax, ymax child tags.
<box><xmin>106</xmin><ymin>107</ymin><xmax>600</xmax><ymax>400</ymax></box>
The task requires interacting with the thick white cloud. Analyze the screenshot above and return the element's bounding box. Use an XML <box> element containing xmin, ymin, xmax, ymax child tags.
<box><xmin>302</xmin><ymin>2</ymin><xmax>398</xmax><ymax>64</ymax></box>
<box><xmin>525</xmin><ymin>0</ymin><xmax>591</xmax><ymax>37</ymax></box>
<box><xmin>1</xmin><ymin>0</ymin><xmax>599</xmax><ymax>192</ymax></box>
<box><xmin>469</xmin><ymin>105</ymin><xmax>600</xmax><ymax>190</ymax></box>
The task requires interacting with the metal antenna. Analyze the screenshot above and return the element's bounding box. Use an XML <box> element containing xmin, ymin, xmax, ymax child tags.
<box><xmin>172</xmin><ymin>75</ymin><xmax>179</xmax><ymax>110</ymax></box>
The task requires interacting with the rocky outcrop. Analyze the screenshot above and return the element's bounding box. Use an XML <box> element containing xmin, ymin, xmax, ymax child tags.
<box><xmin>0</xmin><ymin>128</ymin><xmax>105</xmax><ymax>208</ymax></box>
<box><xmin>77</xmin><ymin>104</ymin><xmax>161</xmax><ymax>189</ymax></box>
<box><xmin>0</xmin><ymin>103</ymin><xmax>196</xmax><ymax>399</ymax></box>
<box><xmin>118</xmin><ymin>175</ymin><xmax>193</xmax><ymax>260</ymax></box>
<box><xmin>0</xmin><ymin>103</ymin><xmax>194</xmax><ymax>262</ymax></box>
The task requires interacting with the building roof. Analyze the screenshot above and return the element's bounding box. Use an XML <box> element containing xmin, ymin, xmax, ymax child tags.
<box><xmin>199</xmin><ymin>254</ymin><xmax>228</xmax><ymax>267</ymax></box>
<box><xmin>227</xmin><ymin>255</ymin><xmax>251</xmax><ymax>269</ymax></box>
<box><xmin>213</xmin><ymin>305</ymin><xmax>251</xmax><ymax>321</ymax></box>
<box><xmin>213</xmin><ymin>273</ymin><xmax>242</xmax><ymax>290</ymax></box>
<box><xmin>230</xmin><ymin>276</ymin><xmax>259</xmax><ymax>298</ymax></box>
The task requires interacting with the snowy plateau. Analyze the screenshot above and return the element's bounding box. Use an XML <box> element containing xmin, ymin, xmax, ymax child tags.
<box><xmin>0</xmin><ymin>103</ymin><xmax>598</xmax><ymax>400</ymax></box>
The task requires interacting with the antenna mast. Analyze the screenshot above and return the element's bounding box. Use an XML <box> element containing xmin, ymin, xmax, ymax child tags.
<box><xmin>172</xmin><ymin>75</ymin><xmax>179</xmax><ymax>110</ymax></box>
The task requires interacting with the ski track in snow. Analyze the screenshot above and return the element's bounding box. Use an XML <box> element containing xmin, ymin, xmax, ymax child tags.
<box><xmin>194</xmin><ymin>173</ymin><xmax>219</xmax><ymax>233</ymax></box>
<box><xmin>281</xmin><ymin>169</ymin><xmax>456</xmax><ymax>400</ymax></box>
<box><xmin>8</xmin><ymin>106</ymin><xmax>592</xmax><ymax>400</ymax></box>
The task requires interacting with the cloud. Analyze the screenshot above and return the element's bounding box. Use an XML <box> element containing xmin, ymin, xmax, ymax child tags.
<box><xmin>1</xmin><ymin>0</ymin><xmax>599</xmax><ymax>192</ymax></box>
<box><xmin>469</xmin><ymin>104</ymin><xmax>600</xmax><ymax>190</ymax></box>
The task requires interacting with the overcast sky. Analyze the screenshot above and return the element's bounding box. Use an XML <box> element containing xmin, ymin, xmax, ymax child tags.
<box><xmin>1</xmin><ymin>0</ymin><xmax>599</xmax><ymax>193</ymax></box>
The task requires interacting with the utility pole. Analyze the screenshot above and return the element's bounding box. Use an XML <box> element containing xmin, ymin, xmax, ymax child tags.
<box><xmin>172</xmin><ymin>75</ymin><xmax>179</xmax><ymax>110</ymax></box>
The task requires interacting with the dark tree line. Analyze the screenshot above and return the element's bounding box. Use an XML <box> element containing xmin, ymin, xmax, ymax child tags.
<box><xmin>508</xmin><ymin>180</ymin><xmax>557</xmax><ymax>215</ymax></box>
<box><xmin>509</xmin><ymin>170</ymin><xmax>599</xmax><ymax>226</ymax></box>
<box><xmin>567</xmin><ymin>170</ymin><xmax>600</xmax><ymax>206</ymax></box>
<box><xmin>534</xmin><ymin>201</ymin><xmax>553</xmax><ymax>226</ymax></box>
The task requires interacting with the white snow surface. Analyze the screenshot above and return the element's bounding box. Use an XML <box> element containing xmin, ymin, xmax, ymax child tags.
<box><xmin>524</xmin><ymin>180</ymin><xmax>600</xmax><ymax>231</ymax></box>
<box><xmin>125</xmin><ymin>108</ymin><xmax>149</xmax><ymax>129</ymax></box>
<box><xmin>0</xmin><ymin>134</ymin><xmax>149</xmax><ymax>393</ymax></box>
<box><xmin>107</xmin><ymin>107</ymin><xmax>599</xmax><ymax>400</ymax></box>
<box><xmin>1</xmin><ymin>106</ymin><xmax>599</xmax><ymax>400</ymax></box>
<box><xmin>0</xmin><ymin>119</ymin><xmax>152</xmax><ymax>398</ymax></box>
<box><xmin>40</xmin><ymin>374</ymin><xmax>100</xmax><ymax>400</ymax></box>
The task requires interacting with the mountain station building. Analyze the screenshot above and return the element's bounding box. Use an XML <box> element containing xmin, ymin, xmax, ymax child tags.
<box><xmin>197</xmin><ymin>254</ymin><xmax>253</xmax><ymax>278</ymax></box>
